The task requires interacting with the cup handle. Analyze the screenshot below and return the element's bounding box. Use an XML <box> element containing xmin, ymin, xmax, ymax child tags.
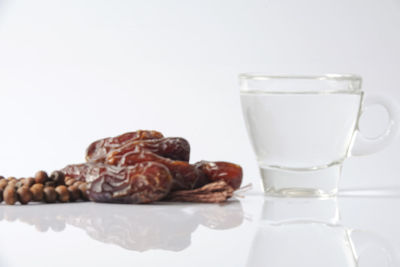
<box><xmin>350</xmin><ymin>229</ymin><xmax>400</xmax><ymax>267</ymax></box>
<box><xmin>351</xmin><ymin>94</ymin><xmax>400</xmax><ymax>156</ymax></box>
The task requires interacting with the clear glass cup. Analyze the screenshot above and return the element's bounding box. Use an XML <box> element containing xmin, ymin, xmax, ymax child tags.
<box><xmin>239</xmin><ymin>74</ymin><xmax>399</xmax><ymax>197</ymax></box>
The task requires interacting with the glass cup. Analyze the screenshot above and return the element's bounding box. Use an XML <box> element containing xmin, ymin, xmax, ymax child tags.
<box><xmin>239</xmin><ymin>74</ymin><xmax>399</xmax><ymax>197</ymax></box>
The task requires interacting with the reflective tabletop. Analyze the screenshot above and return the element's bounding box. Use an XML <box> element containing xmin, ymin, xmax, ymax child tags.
<box><xmin>0</xmin><ymin>189</ymin><xmax>399</xmax><ymax>267</ymax></box>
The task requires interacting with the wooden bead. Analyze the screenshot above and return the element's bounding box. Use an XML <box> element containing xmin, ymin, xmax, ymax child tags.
<box><xmin>50</xmin><ymin>171</ymin><xmax>65</xmax><ymax>186</ymax></box>
<box><xmin>4</xmin><ymin>185</ymin><xmax>17</xmax><ymax>205</ymax></box>
<box><xmin>0</xmin><ymin>179</ymin><xmax>8</xmax><ymax>191</ymax></box>
<box><xmin>35</xmin><ymin>170</ymin><xmax>48</xmax><ymax>184</ymax></box>
<box><xmin>17</xmin><ymin>186</ymin><xmax>32</xmax><ymax>204</ymax></box>
<box><xmin>30</xmin><ymin>184</ymin><xmax>44</xmax><ymax>202</ymax></box>
<box><xmin>78</xmin><ymin>183</ymin><xmax>89</xmax><ymax>200</ymax></box>
<box><xmin>68</xmin><ymin>185</ymin><xmax>80</xmax><ymax>201</ymax></box>
<box><xmin>24</xmin><ymin>177</ymin><xmax>35</xmax><ymax>187</ymax></box>
<box><xmin>15</xmin><ymin>178</ymin><xmax>25</xmax><ymax>188</ymax></box>
<box><xmin>43</xmin><ymin>187</ymin><xmax>57</xmax><ymax>203</ymax></box>
<box><xmin>65</xmin><ymin>178</ymin><xmax>76</xmax><ymax>186</ymax></box>
<box><xmin>7</xmin><ymin>180</ymin><xmax>17</xmax><ymax>188</ymax></box>
<box><xmin>44</xmin><ymin>181</ymin><xmax>56</xmax><ymax>187</ymax></box>
<box><xmin>55</xmin><ymin>185</ymin><xmax>69</xmax><ymax>202</ymax></box>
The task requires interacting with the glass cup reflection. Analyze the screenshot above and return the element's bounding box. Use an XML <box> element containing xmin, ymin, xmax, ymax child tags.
<box><xmin>246</xmin><ymin>198</ymin><xmax>398</xmax><ymax>267</ymax></box>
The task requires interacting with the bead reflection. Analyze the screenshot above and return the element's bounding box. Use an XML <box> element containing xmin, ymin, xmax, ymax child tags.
<box><xmin>0</xmin><ymin>201</ymin><xmax>243</xmax><ymax>252</ymax></box>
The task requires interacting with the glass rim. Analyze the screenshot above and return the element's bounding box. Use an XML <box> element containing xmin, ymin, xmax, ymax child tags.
<box><xmin>239</xmin><ymin>73</ymin><xmax>362</xmax><ymax>82</ymax></box>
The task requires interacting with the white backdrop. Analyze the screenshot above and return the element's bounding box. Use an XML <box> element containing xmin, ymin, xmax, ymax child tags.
<box><xmin>0</xmin><ymin>0</ymin><xmax>399</xmax><ymax>190</ymax></box>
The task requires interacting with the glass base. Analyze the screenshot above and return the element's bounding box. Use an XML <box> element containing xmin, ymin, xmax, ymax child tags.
<box><xmin>260</xmin><ymin>164</ymin><xmax>343</xmax><ymax>198</ymax></box>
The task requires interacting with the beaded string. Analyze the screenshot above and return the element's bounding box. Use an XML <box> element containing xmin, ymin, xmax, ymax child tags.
<box><xmin>0</xmin><ymin>171</ymin><xmax>88</xmax><ymax>205</ymax></box>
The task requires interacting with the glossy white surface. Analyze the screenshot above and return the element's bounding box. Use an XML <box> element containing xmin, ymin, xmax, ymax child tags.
<box><xmin>1</xmin><ymin>190</ymin><xmax>399</xmax><ymax>267</ymax></box>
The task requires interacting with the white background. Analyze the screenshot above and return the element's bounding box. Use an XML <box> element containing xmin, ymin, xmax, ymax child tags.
<box><xmin>0</xmin><ymin>0</ymin><xmax>399</xmax><ymax>191</ymax></box>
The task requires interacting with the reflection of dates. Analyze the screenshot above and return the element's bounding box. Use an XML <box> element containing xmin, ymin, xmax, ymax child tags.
<box><xmin>86</xmin><ymin>130</ymin><xmax>163</xmax><ymax>162</ymax></box>
<box><xmin>0</xmin><ymin>200</ymin><xmax>244</xmax><ymax>252</ymax></box>
<box><xmin>196</xmin><ymin>201</ymin><xmax>244</xmax><ymax>230</ymax></box>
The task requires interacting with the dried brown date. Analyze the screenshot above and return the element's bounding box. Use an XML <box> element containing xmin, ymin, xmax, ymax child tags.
<box><xmin>88</xmin><ymin>162</ymin><xmax>172</xmax><ymax>204</ymax></box>
<box><xmin>107</xmin><ymin>148</ymin><xmax>243</xmax><ymax>191</ymax></box>
<box><xmin>60</xmin><ymin>131</ymin><xmax>243</xmax><ymax>204</ymax></box>
<box><xmin>86</xmin><ymin>130</ymin><xmax>163</xmax><ymax>162</ymax></box>
<box><xmin>106</xmin><ymin>137</ymin><xmax>190</xmax><ymax>162</ymax></box>
<box><xmin>195</xmin><ymin>161</ymin><xmax>243</xmax><ymax>190</ymax></box>
<box><xmin>107</xmin><ymin>148</ymin><xmax>205</xmax><ymax>191</ymax></box>
<box><xmin>60</xmin><ymin>163</ymin><xmax>108</xmax><ymax>182</ymax></box>
<box><xmin>61</xmin><ymin>164</ymin><xmax>87</xmax><ymax>181</ymax></box>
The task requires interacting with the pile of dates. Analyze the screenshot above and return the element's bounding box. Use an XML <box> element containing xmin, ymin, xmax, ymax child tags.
<box><xmin>61</xmin><ymin>130</ymin><xmax>243</xmax><ymax>204</ymax></box>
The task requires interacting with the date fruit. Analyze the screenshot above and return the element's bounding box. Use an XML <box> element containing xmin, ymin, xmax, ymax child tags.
<box><xmin>195</xmin><ymin>161</ymin><xmax>243</xmax><ymax>190</ymax></box>
<box><xmin>86</xmin><ymin>130</ymin><xmax>163</xmax><ymax>162</ymax></box>
<box><xmin>107</xmin><ymin>148</ymin><xmax>205</xmax><ymax>191</ymax></box>
<box><xmin>88</xmin><ymin>162</ymin><xmax>173</xmax><ymax>204</ymax></box>
<box><xmin>61</xmin><ymin>163</ymin><xmax>108</xmax><ymax>183</ymax></box>
<box><xmin>58</xmin><ymin>130</ymin><xmax>244</xmax><ymax>204</ymax></box>
<box><xmin>107</xmin><ymin>148</ymin><xmax>243</xmax><ymax>191</ymax></box>
<box><xmin>107</xmin><ymin>137</ymin><xmax>190</xmax><ymax>162</ymax></box>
